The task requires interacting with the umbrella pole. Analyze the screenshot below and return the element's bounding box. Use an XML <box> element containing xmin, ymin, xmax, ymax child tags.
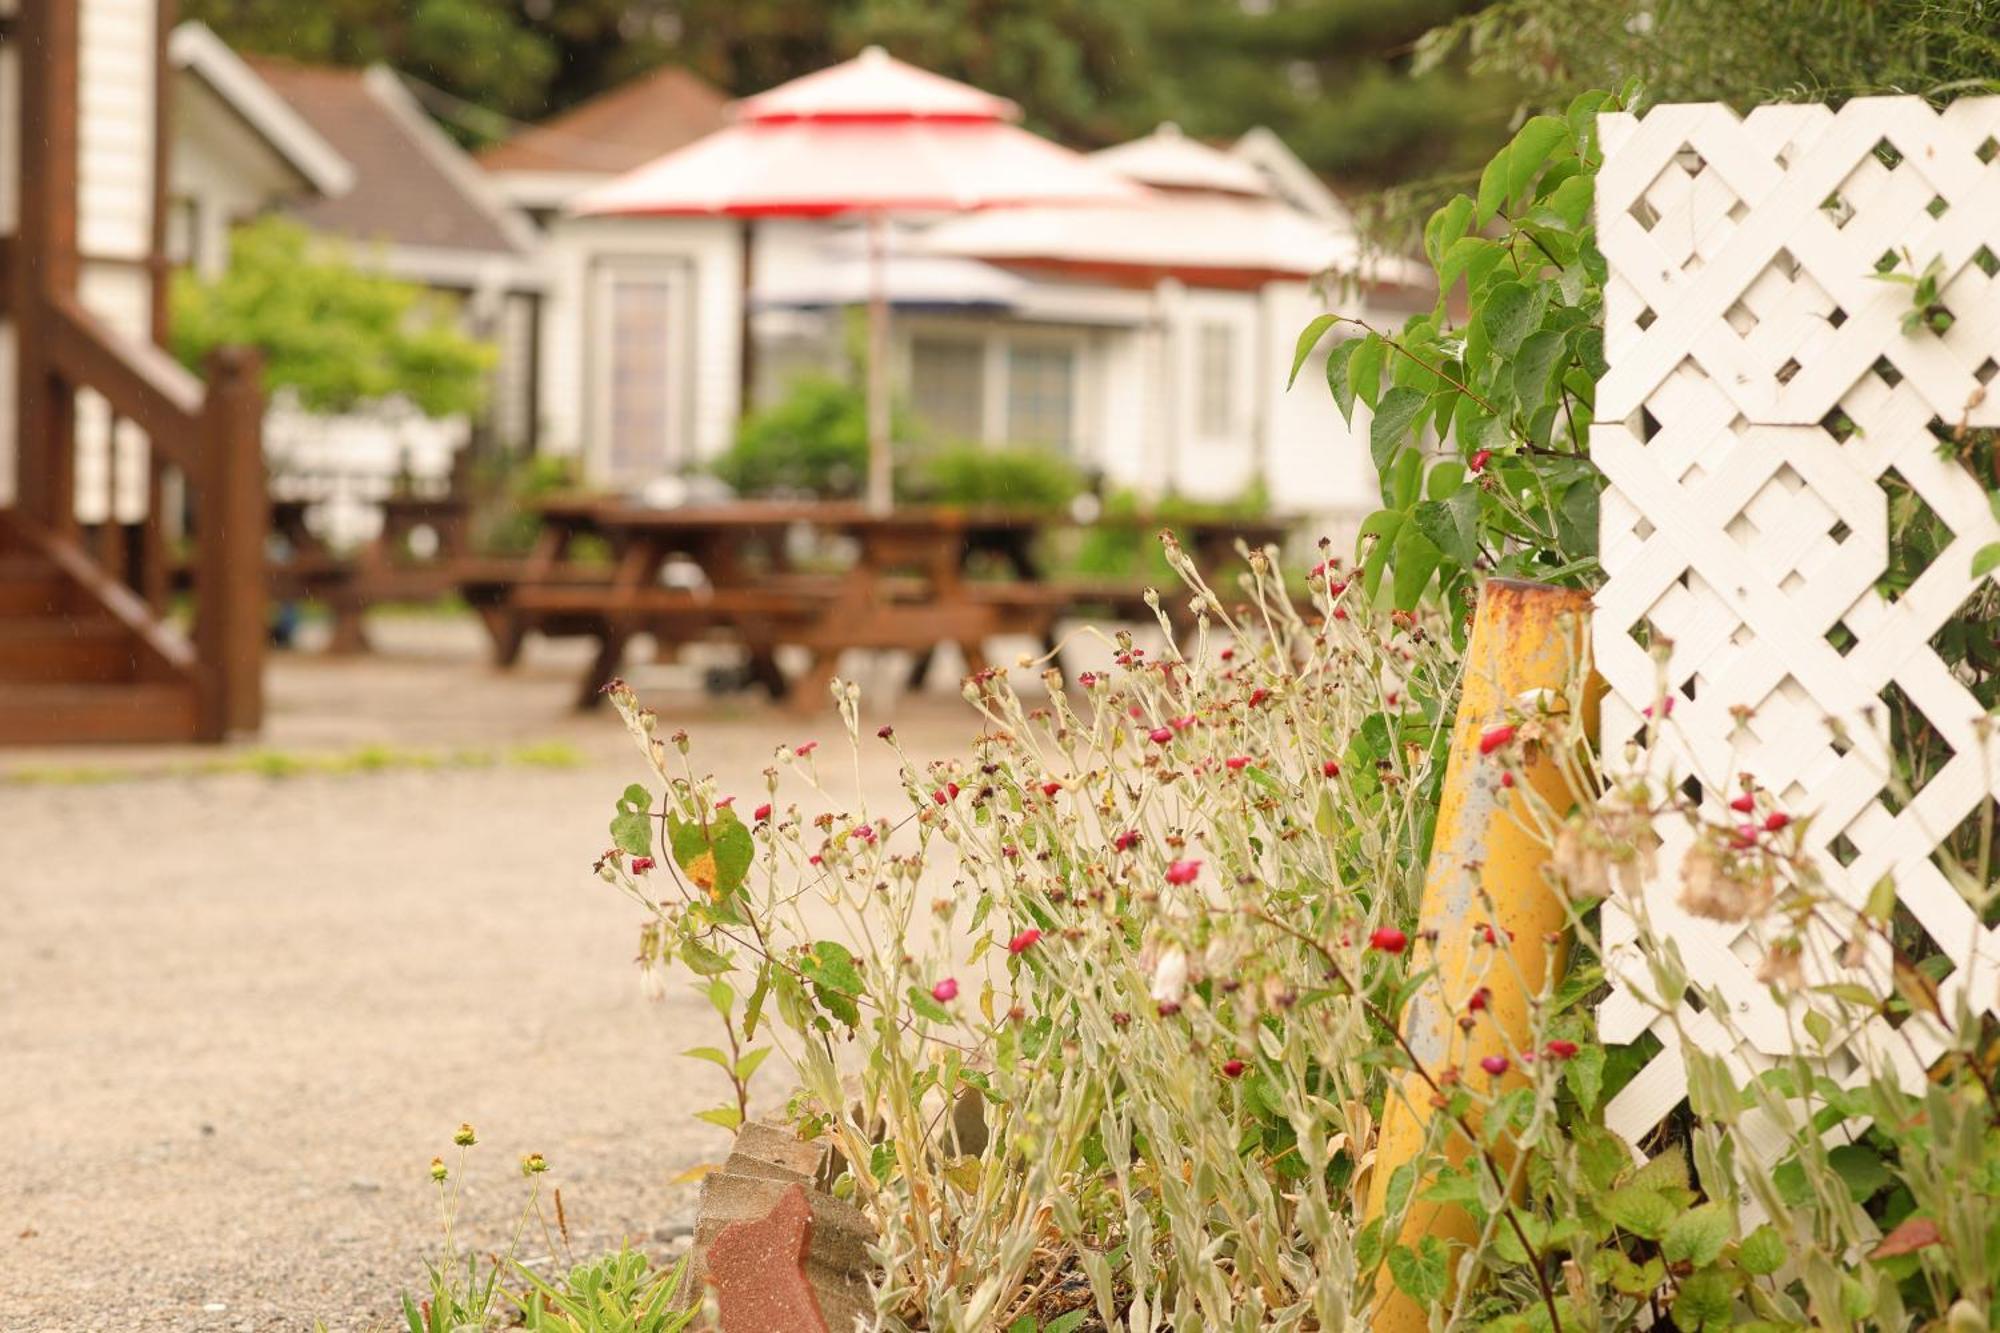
<box><xmin>866</xmin><ymin>209</ymin><xmax>892</xmax><ymax>514</ymax></box>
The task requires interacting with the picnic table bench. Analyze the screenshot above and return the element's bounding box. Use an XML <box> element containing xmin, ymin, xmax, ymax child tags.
<box><xmin>474</xmin><ymin>497</ymin><xmax>1288</xmax><ymax>711</ymax></box>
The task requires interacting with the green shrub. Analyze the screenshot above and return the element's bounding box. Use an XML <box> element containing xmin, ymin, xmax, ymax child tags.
<box><xmin>711</xmin><ymin>375</ymin><xmax>873</xmax><ymax>498</ymax></box>
<box><xmin>906</xmin><ymin>442</ymin><xmax>1083</xmax><ymax>512</ymax></box>
<box><xmin>172</xmin><ymin>217</ymin><xmax>494</xmax><ymax>419</ymax></box>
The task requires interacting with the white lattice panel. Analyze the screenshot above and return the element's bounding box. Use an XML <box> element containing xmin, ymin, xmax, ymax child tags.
<box><xmin>1592</xmin><ymin>98</ymin><xmax>2000</xmax><ymax>1145</ymax></box>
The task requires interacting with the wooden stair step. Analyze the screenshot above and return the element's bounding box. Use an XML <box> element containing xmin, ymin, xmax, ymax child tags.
<box><xmin>0</xmin><ymin>616</ymin><xmax>141</xmax><ymax>682</ymax></box>
<box><xmin>0</xmin><ymin>555</ymin><xmax>75</xmax><ymax>615</ymax></box>
<box><xmin>0</xmin><ymin>680</ymin><xmax>202</xmax><ymax>744</ymax></box>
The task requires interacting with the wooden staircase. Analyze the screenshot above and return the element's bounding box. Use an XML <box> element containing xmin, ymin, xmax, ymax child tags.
<box><xmin>0</xmin><ymin>0</ymin><xmax>268</xmax><ymax>746</ymax></box>
<box><xmin>0</xmin><ymin>511</ymin><xmax>207</xmax><ymax>743</ymax></box>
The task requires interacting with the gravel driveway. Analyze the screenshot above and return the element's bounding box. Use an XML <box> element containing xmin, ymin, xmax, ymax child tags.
<box><xmin>0</xmin><ymin>619</ymin><xmax>986</xmax><ymax>1331</ymax></box>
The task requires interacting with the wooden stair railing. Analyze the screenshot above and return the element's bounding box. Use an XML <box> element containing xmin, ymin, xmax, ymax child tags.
<box><xmin>38</xmin><ymin>294</ymin><xmax>268</xmax><ymax>738</ymax></box>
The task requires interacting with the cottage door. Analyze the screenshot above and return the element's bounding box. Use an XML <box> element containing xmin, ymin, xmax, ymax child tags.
<box><xmin>591</xmin><ymin>259</ymin><xmax>691</xmax><ymax>486</ymax></box>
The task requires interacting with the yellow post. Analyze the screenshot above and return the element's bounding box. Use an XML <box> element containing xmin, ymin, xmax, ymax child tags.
<box><xmin>1364</xmin><ymin>578</ymin><xmax>1596</xmax><ymax>1331</ymax></box>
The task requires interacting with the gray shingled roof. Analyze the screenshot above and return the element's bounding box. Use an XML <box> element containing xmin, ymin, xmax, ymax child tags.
<box><xmin>248</xmin><ymin>57</ymin><xmax>528</xmax><ymax>258</ymax></box>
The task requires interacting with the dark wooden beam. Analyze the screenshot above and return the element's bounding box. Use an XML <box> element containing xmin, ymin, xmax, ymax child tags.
<box><xmin>14</xmin><ymin>0</ymin><xmax>81</xmax><ymax>529</ymax></box>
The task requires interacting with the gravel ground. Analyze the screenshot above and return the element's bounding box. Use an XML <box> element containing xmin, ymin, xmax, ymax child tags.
<box><xmin>0</xmin><ymin>618</ymin><xmax>992</xmax><ymax>1332</ymax></box>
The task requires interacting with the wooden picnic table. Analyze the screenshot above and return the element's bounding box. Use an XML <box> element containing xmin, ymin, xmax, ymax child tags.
<box><xmin>478</xmin><ymin>497</ymin><xmax>1290</xmax><ymax>711</ymax></box>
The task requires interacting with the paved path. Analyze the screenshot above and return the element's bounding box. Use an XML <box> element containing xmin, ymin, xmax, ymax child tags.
<box><xmin>0</xmin><ymin>619</ymin><xmax>984</xmax><ymax>1331</ymax></box>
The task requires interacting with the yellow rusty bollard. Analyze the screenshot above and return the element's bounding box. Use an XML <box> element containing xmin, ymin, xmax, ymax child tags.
<box><xmin>1364</xmin><ymin>578</ymin><xmax>1599</xmax><ymax>1331</ymax></box>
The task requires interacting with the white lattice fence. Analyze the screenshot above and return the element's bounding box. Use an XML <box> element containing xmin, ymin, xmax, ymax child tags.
<box><xmin>1592</xmin><ymin>97</ymin><xmax>2000</xmax><ymax>1148</ymax></box>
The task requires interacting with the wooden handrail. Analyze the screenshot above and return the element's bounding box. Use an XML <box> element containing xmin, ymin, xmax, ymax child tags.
<box><xmin>46</xmin><ymin>293</ymin><xmax>205</xmax><ymax>470</ymax></box>
<box><xmin>191</xmin><ymin>346</ymin><xmax>269</xmax><ymax>736</ymax></box>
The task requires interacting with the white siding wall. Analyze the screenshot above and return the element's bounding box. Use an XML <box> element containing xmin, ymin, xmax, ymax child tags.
<box><xmin>537</xmin><ymin>214</ymin><xmax>742</xmax><ymax>485</ymax></box>
<box><xmin>0</xmin><ymin>0</ymin><xmax>161</xmax><ymax>517</ymax></box>
<box><xmin>78</xmin><ymin>0</ymin><xmax>160</xmax><ymax>522</ymax></box>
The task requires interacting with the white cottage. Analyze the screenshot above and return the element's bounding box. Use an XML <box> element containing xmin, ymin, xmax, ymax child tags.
<box><xmin>532</xmin><ymin>104</ymin><xmax>1428</xmax><ymax>527</ymax></box>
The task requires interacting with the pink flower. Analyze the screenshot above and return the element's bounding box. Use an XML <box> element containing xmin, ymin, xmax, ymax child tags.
<box><xmin>1040</xmin><ymin>780</ymin><xmax>1062</xmax><ymax>797</ymax></box>
<box><xmin>808</xmin><ymin>854</ymin><xmax>823</xmax><ymax>867</ymax></box>
<box><xmin>753</xmin><ymin>803</ymin><xmax>772</xmax><ymax>822</ymax></box>
<box><xmin>1008</xmin><ymin>928</ymin><xmax>1041</xmax><ymax>955</ymax></box>
<box><xmin>715</xmin><ymin>795</ymin><xmax>735</xmax><ymax>809</ymax></box>
<box><xmin>1165</xmin><ymin>860</ymin><xmax>1202</xmax><ymax>886</ymax></box>
<box><xmin>1248</xmin><ymin>687</ymin><xmax>1270</xmax><ymax>706</ymax></box>
<box><xmin>1149</xmin><ymin>726</ymin><xmax>1174</xmax><ymax>745</ymax></box>
<box><xmin>947</xmin><ymin>782</ymin><xmax>960</xmax><ymax>799</ymax></box>
<box><xmin>1221</xmin><ymin>1059</ymin><xmax>1246</xmax><ymax>1078</ymax></box>
<box><xmin>852</xmin><ymin>824</ymin><xmax>876</xmax><ymax>843</ymax></box>
<box><xmin>1113</xmin><ymin>830</ymin><xmax>1141</xmax><ymax>852</ymax></box>
<box><xmin>1499</xmin><ymin>771</ymin><xmax>1515</xmax><ymax>789</ymax></box>
<box><xmin>1469</xmin><ymin>448</ymin><xmax>1493</xmax><ymax>473</ymax></box>
<box><xmin>1480</xmin><ymin>1054</ymin><xmax>1509</xmax><ymax>1076</ymax></box>
<box><xmin>1225</xmin><ymin>756</ymin><xmax>1252</xmax><ymax>772</ymax></box>
<box><xmin>1544</xmin><ymin>1039</ymin><xmax>1579</xmax><ymax>1061</ymax></box>
<box><xmin>1763</xmin><ymin>812</ymin><xmax>1791</xmax><ymax>832</ymax></box>
<box><xmin>630</xmin><ymin>856</ymin><xmax>655</xmax><ymax>875</ymax></box>
<box><xmin>1171</xmin><ymin>715</ymin><xmax>1196</xmax><ymax>731</ymax></box>
<box><xmin>794</xmin><ymin>741</ymin><xmax>818</xmax><ymax>756</ymax></box>
<box><xmin>932</xmin><ymin>789</ymin><xmax>949</xmax><ymax>806</ymax></box>
<box><xmin>1219</xmin><ymin>648</ymin><xmax>1235</xmax><ymax>662</ymax></box>
<box><xmin>1467</xmin><ymin>986</ymin><xmax>1490</xmax><ymax>1013</ymax></box>
<box><xmin>1729</xmin><ymin>792</ymin><xmax>1756</xmax><ymax>813</ymax></box>
<box><xmin>876</xmin><ymin>724</ymin><xmax>894</xmax><ymax>739</ymax></box>
<box><xmin>1369</xmin><ymin>927</ymin><xmax>1408</xmax><ymax>954</ymax></box>
<box><xmin>1642</xmin><ymin>696</ymin><xmax>1674</xmax><ymax>719</ymax></box>
<box><xmin>931</xmin><ymin>978</ymin><xmax>959</xmax><ymax>1003</ymax></box>
<box><xmin>1478</xmin><ymin>724</ymin><xmax>1516</xmax><ymax>755</ymax></box>
<box><xmin>1322</xmin><ymin>760</ymin><xmax>1341</xmax><ymax>778</ymax></box>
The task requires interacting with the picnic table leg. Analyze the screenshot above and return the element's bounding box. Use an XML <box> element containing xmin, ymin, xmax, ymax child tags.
<box><xmin>904</xmin><ymin>646</ymin><xmax>936</xmax><ymax>690</ymax></box>
<box><xmin>786</xmin><ymin>648</ymin><xmax>839</xmax><ymax>714</ymax></box>
<box><xmin>326</xmin><ymin>594</ymin><xmax>371</xmax><ymax>655</ymax></box>
<box><xmin>578</xmin><ymin>624</ymin><xmax>632</xmax><ymax>710</ymax></box>
<box><xmin>480</xmin><ymin>604</ymin><xmax>526</xmax><ymax>667</ymax></box>
<box><xmin>745</xmin><ymin>645</ymin><xmax>788</xmax><ymax>699</ymax></box>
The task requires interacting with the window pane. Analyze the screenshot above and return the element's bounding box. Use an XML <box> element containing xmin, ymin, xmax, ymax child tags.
<box><xmin>1006</xmin><ymin>343</ymin><xmax>1075</xmax><ymax>451</ymax></box>
<box><xmin>910</xmin><ymin>336</ymin><xmax>985</xmax><ymax>441</ymax></box>
<box><xmin>1197</xmin><ymin>322</ymin><xmax>1233</xmax><ymax>437</ymax></box>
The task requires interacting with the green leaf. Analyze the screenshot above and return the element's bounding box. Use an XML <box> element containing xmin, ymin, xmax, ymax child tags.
<box><xmin>1663</xmin><ymin>1202</ymin><xmax>1733</xmax><ymax>1268</ymax></box>
<box><xmin>1513</xmin><ymin>328</ymin><xmax>1568</xmax><ymax>409</ymax></box>
<box><xmin>1371</xmin><ymin>386</ymin><xmax>1428</xmax><ymax>474</ymax></box>
<box><xmin>1044</xmin><ymin>1312</ymin><xmax>1089</xmax><ymax>1333</ymax></box>
<box><xmin>1390</xmin><ymin>523</ymin><xmax>1442</xmax><ymax>610</ymax></box>
<box><xmin>802</xmin><ymin>940</ymin><xmax>863</xmax><ymax>1028</ymax></box>
<box><xmin>1736</xmin><ymin>1224</ymin><xmax>1786</xmax><ymax>1276</ymax></box>
<box><xmin>1412</xmin><ymin>495</ymin><xmax>1479</xmax><ymax>572</ymax></box>
<box><xmin>693</xmin><ymin>1106</ymin><xmax>743</xmax><ymax>1131</ymax></box>
<box><xmin>1670</xmin><ymin>1268</ymin><xmax>1736</xmax><ymax>1332</ymax></box>
<box><xmin>679</xmin><ymin>938</ymin><xmax>733</xmax><ymax>977</ymax></box>
<box><xmin>907</xmin><ymin>985</ymin><xmax>953</xmax><ymax>1023</ymax></box>
<box><xmin>1424</xmin><ymin>194</ymin><xmax>1475</xmax><ymax>266</ymax></box>
<box><xmin>733</xmin><ymin>1047</ymin><xmax>773</xmax><ymax>1081</ymax></box>
<box><xmin>1477</xmin><ymin>115</ymin><xmax>1570</xmax><ymax>225</ymax></box>
<box><xmin>1972</xmin><ymin>540</ymin><xmax>2000</xmax><ymax>578</ymax></box>
<box><xmin>1289</xmin><ymin>314</ymin><xmax>1340</xmax><ymax>388</ymax></box>
<box><xmin>1477</xmin><ymin>282</ymin><xmax>1546</xmax><ymax>358</ymax></box>
<box><xmin>682</xmin><ymin>1045</ymin><xmax>732</xmax><ymax>1071</ymax></box>
<box><xmin>1599</xmin><ymin>1184</ymin><xmax>1677</xmax><ymax>1240</ymax></box>
<box><xmin>1326</xmin><ymin>337</ymin><xmax>1361</xmax><ymax>421</ymax></box>
<box><xmin>1387</xmin><ymin>1236</ymin><xmax>1450</xmax><ymax>1305</ymax></box>
<box><xmin>1545</xmin><ymin>173</ymin><xmax>1595</xmax><ymax>228</ymax></box>
<box><xmin>1827</xmin><ymin>1144</ymin><xmax>1892</xmax><ymax>1202</ymax></box>
<box><xmin>1349</xmin><ymin>336</ymin><xmax>1387</xmax><ymax>411</ymax></box>
<box><xmin>1383</xmin><ymin>1162</ymin><xmax>1417</xmax><ymax>1221</ymax></box>
<box><xmin>1564</xmin><ymin>1036</ymin><xmax>1607</xmax><ymax>1114</ymax></box>
<box><xmin>610</xmin><ymin>784</ymin><xmax>652</xmax><ymax>858</ymax></box>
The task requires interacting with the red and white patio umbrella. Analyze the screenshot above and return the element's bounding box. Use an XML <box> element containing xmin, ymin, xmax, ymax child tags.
<box><xmin>574</xmin><ymin>47</ymin><xmax>1148</xmax><ymax>512</ymax></box>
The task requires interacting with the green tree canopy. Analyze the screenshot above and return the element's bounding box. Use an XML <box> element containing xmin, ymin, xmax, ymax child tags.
<box><xmin>171</xmin><ymin>217</ymin><xmax>495</xmax><ymax>419</ymax></box>
<box><xmin>186</xmin><ymin>0</ymin><xmax>1514</xmax><ymax>190</ymax></box>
